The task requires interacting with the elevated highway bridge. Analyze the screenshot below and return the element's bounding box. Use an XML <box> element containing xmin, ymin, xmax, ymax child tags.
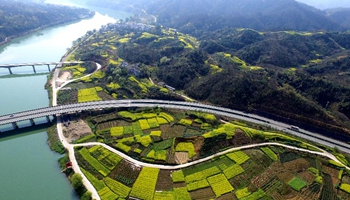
<box><xmin>0</xmin><ymin>61</ymin><xmax>83</xmax><ymax>74</ymax></box>
<box><xmin>1</xmin><ymin>99</ymin><xmax>350</xmax><ymax>153</ymax></box>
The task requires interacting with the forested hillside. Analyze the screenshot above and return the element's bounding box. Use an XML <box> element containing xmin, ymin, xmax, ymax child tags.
<box><xmin>78</xmin><ymin>0</ymin><xmax>346</xmax><ymax>34</ymax></box>
<box><xmin>55</xmin><ymin>0</ymin><xmax>350</xmax><ymax>138</ymax></box>
<box><xmin>64</xmin><ymin>22</ymin><xmax>350</xmax><ymax>139</ymax></box>
<box><xmin>0</xmin><ymin>0</ymin><xmax>93</xmax><ymax>44</ymax></box>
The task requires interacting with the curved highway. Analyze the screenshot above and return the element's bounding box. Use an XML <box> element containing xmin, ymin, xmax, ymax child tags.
<box><xmin>1</xmin><ymin>99</ymin><xmax>350</xmax><ymax>153</ymax></box>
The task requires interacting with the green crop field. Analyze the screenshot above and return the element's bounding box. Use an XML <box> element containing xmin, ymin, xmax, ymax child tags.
<box><xmin>223</xmin><ymin>164</ymin><xmax>244</xmax><ymax>179</ymax></box>
<box><xmin>154</xmin><ymin>191</ymin><xmax>175</xmax><ymax>200</ymax></box>
<box><xmin>115</xmin><ymin>142</ymin><xmax>131</xmax><ymax>153</ymax></box>
<box><xmin>76</xmin><ymin>134</ymin><xmax>95</xmax><ymax>143</ymax></box>
<box><xmin>150</xmin><ymin>130</ymin><xmax>162</xmax><ymax>137</ymax></box>
<box><xmin>340</xmin><ymin>183</ymin><xmax>350</xmax><ymax>193</ymax></box>
<box><xmin>179</xmin><ymin>118</ymin><xmax>193</xmax><ymax>126</ymax></box>
<box><xmin>81</xmin><ymin>168</ymin><xmax>105</xmax><ymax>191</ymax></box>
<box><xmin>172</xmin><ymin>170</ymin><xmax>185</xmax><ymax>183</ymax></box>
<box><xmin>139</xmin><ymin>119</ymin><xmax>151</xmax><ymax>130</ymax></box>
<box><xmin>78</xmin><ymin>87</ymin><xmax>102</xmax><ymax>103</ymax></box>
<box><xmin>79</xmin><ymin>148</ymin><xmax>110</xmax><ymax>176</ymax></box>
<box><xmin>176</xmin><ymin>142</ymin><xmax>196</xmax><ymax>158</ymax></box>
<box><xmin>186</xmin><ymin>179</ymin><xmax>210</xmax><ymax>191</ymax></box>
<box><xmin>239</xmin><ymin>189</ymin><xmax>266</xmax><ymax>200</ymax></box>
<box><xmin>130</xmin><ymin>167</ymin><xmax>160</xmax><ymax>200</ymax></box>
<box><xmin>226</xmin><ymin>150</ymin><xmax>250</xmax><ymax>164</ymax></box>
<box><xmin>104</xmin><ymin>177</ymin><xmax>131</xmax><ymax>198</ymax></box>
<box><xmin>148</xmin><ymin>118</ymin><xmax>160</xmax><ymax>128</ymax></box>
<box><xmin>146</xmin><ymin>149</ymin><xmax>167</xmax><ymax>161</ymax></box>
<box><xmin>202</xmin><ymin>123</ymin><xmax>236</xmax><ymax>139</ymax></box>
<box><xmin>174</xmin><ymin>187</ymin><xmax>191</xmax><ymax>200</ymax></box>
<box><xmin>288</xmin><ymin>177</ymin><xmax>308</xmax><ymax>191</ymax></box>
<box><xmin>235</xmin><ymin>187</ymin><xmax>251</xmax><ymax>199</ymax></box>
<box><xmin>207</xmin><ymin>173</ymin><xmax>234</xmax><ymax>197</ymax></box>
<box><xmin>136</xmin><ymin>135</ymin><xmax>153</xmax><ymax>147</ymax></box>
<box><xmin>98</xmin><ymin>186</ymin><xmax>118</xmax><ymax>200</ymax></box>
<box><xmin>185</xmin><ymin>166</ymin><xmax>221</xmax><ymax>183</ymax></box>
<box><xmin>110</xmin><ymin>126</ymin><xmax>124</xmax><ymax>137</ymax></box>
<box><xmin>158</xmin><ymin>112</ymin><xmax>174</xmax><ymax>122</ymax></box>
<box><xmin>261</xmin><ymin>147</ymin><xmax>278</xmax><ymax>161</ymax></box>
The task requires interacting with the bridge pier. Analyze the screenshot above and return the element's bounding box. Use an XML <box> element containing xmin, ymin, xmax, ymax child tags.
<box><xmin>46</xmin><ymin>116</ymin><xmax>51</xmax><ymax>123</ymax></box>
<box><xmin>47</xmin><ymin>64</ymin><xmax>51</xmax><ymax>72</ymax></box>
<box><xmin>12</xmin><ymin>122</ymin><xmax>18</xmax><ymax>130</ymax></box>
<box><xmin>30</xmin><ymin>119</ymin><xmax>35</xmax><ymax>126</ymax></box>
<box><xmin>32</xmin><ymin>65</ymin><xmax>36</xmax><ymax>73</ymax></box>
<box><xmin>8</xmin><ymin>67</ymin><xmax>13</xmax><ymax>74</ymax></box>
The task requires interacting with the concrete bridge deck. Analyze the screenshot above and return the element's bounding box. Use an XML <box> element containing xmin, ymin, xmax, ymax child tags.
<box><xmin>0</xmin><ymin>99</ymin><xmax>349</xmax><ymax>153</ymax></box>
<box><xmin>0</xmin><ymin>61</ymin><xmax>83</xmax><ymax>68</ymax></box>
<box><xmin>0</xmin><ymin>61</ymin><xmax>84</xmax><ymax>74</ymax></box>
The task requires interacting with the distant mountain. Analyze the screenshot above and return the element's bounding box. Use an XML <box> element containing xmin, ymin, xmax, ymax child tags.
<box><xmin>296</xmin><ymin>0</ymin><xmax>350</xmax><ymax>9</ymax></box>
<box><xmin>82</xmin><ymin>0</ymin><xmax>344</xmax><ymax>33</ymax></box>
<box><xmin>326</xmin><ymin>8</ymin><xmax>350</xmax><ymax>29</ymax></box>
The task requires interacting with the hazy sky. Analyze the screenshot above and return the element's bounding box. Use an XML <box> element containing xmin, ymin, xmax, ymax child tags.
<box><xmin>297</xmin><ymin>0</ymin><xmax>350</xmax><ymax>9</ymax></box>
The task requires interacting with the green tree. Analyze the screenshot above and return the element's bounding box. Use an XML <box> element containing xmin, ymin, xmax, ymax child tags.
<box><xmin>71</xmin><ymin>173</ymin><xmax>84</xmax><ymax>194</ymax></box>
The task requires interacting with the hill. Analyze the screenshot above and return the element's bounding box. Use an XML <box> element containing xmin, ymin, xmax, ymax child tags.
<box><xmin>0</xmin><ymin>0</ymin><xmax>93</xmax><ymax>44</ymax></box>
<box><xmin>81</xmin><ymin>0</ymin><xmax>343</xmax><ymax>34</ymax></box>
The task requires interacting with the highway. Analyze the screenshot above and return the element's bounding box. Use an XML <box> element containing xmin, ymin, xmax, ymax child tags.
<box><xmin>0</xmin><ymin>61</ymin><xmax>83</xmax><ymax>68</ymax></box>
<box><xmin>1</xmin><ymin>99</ymin><xmax>350</xmax><ymax>153</ymax></box>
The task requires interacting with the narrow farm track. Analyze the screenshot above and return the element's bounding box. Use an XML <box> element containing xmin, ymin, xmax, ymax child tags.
<box><xmin>72</xmin><ymin>142</ymin><xmax>350</xmax><ymax>171</ymax></box>
<box><xmin>51</xmin><ymin>60</ymin><xmax>350</xmax><ymax>199</ymax></box>
<box><xmin>52</xmin><ymin>61</ymin><xmax>102</xmax><ymax>200</ymax></box>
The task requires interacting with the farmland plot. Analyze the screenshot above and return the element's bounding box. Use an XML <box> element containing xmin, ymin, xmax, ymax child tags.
<box><xmin>207</xmin><ymin>173</ymin><xmax>234</xmax><ymax>197</ymax></box>
<box><xmin>130</xmin><ymin>167</ymin><xmax>160</xmax><ymax>200</ymax></box>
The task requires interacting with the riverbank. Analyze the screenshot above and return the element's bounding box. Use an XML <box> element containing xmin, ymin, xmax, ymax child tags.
<box><xmin>0</xmin><ymin>11</ymin><xmax>95</xmax><ymax>48</ymax></box>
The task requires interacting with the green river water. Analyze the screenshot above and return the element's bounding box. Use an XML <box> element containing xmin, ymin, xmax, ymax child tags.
<box><xmin>0</xmin><ymin>1</ymin><xmax>130</xmax><ymax>199</ymax></box>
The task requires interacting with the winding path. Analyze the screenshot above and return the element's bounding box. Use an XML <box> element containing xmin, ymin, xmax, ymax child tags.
<box><xmin>72</xmin><ymin>142</ymin><xmax>350</xmax><ymax>171</ymax></box>
<box><xmin>50</xmin><ymin>62</ymin><xmax>350</xmax><ymax>200</ymax></box>
<box><xmin>52</xmin><ymin>61</ymin><xmax>102</xmax><ymax>199</ymax></box>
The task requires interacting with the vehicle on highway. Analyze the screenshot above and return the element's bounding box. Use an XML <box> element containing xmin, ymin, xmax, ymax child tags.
<box><xmin>290</xmin><ymin>125</ymin><xmax>300</xmax><ymax>131</ymax></box>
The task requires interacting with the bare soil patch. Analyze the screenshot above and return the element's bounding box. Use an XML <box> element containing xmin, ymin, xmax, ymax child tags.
<box><xmin>175</xmin><ymin>152</ymin><xmax>189</xmax><ymax>164</ymax></box>
<box><xmin>155</xmin><ymin>170</ymin><xmax>173</xmax><ymax>191</ymax></box>
<box><xmin>63</xmin><ymin>118</ymin><xmax>92</xmax><ymax>142</ymax></box>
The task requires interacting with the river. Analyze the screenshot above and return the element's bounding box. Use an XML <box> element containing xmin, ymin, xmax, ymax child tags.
<box><xmin>0</xmin><ymin>2</ymin><xmax>130</xmax><ymax>199</ymax></box>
